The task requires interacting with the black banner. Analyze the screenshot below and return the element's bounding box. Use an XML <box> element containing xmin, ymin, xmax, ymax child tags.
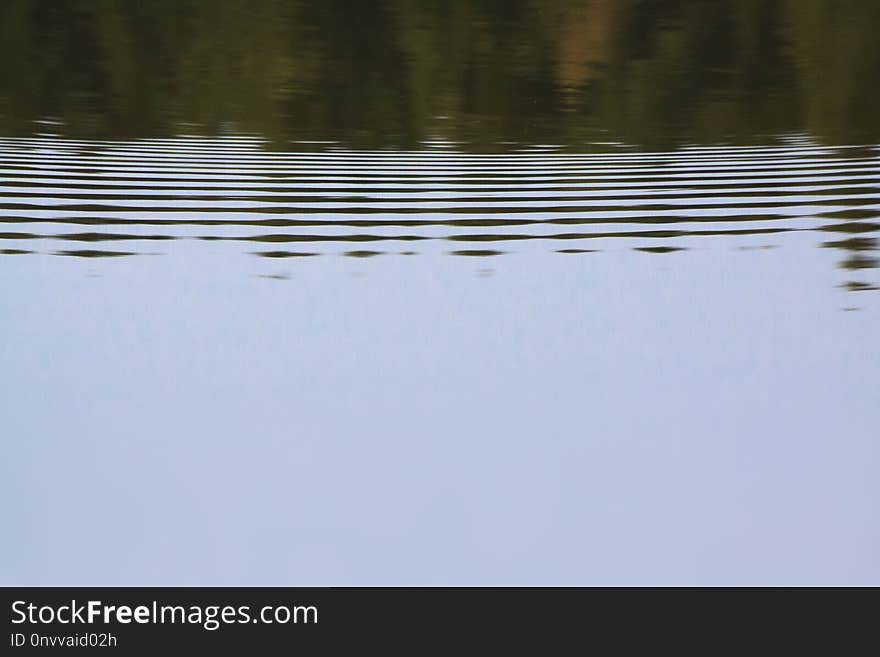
<box><xmin>0</xmin><ymin>587</ymin><xmax>865</xmax><ymax>652</ymax></box>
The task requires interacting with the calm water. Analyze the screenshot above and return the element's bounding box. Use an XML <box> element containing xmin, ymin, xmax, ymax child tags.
<box><xmin>1</xmin><ymin>1</ymin><xmax>878</xmax><ymax>585</ymax></box>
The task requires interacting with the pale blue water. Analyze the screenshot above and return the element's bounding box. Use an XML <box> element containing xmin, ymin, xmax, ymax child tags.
<box><xmin>1</xmin><ymin>137</ymin><xmax>877</xmax><ymax>584</ymax></box>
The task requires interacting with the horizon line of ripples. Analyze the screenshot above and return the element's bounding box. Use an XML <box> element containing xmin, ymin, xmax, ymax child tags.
<box><xmin>0</xmin><ymin>135</ymin><xmax>878</xmax><ymax>273</ymax></box>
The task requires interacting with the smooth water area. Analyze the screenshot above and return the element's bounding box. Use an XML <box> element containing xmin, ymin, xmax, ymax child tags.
<box><xmin>1</xmin><ymin>0</ymin><xmax>878</xmax><ymax>584</ymax></box>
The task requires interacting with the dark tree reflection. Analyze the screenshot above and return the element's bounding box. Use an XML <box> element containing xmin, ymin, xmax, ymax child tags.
<box><xmin>1</xmin><ymin>0</ymin><xmax>879</xmax><ymax>148</ymax></box>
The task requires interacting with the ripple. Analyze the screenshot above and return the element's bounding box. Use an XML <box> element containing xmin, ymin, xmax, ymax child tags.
<box><xmin>0</xmin><ymin>136</ymin><xmax>876</xmax><ymax>262</ymax></box>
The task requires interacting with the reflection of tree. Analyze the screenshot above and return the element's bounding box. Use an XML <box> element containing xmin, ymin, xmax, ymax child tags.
<box><xmin>787</xmin><ymin>0</ymin><xmax>880</xmax><ymax>144</ymax></box>
<box><xmin>0</xmin><ymin>0</ymin><xmax>878</xmax><ymax>147</ymax></box>
<box><xmin>822</xmin><ymin>233</ymin><xmax>880</xmax><ymax>294</ymax></box>
<box><xmin>581</xmin><ymin>0</ymin><xmax>798</xmax><ymax>147</ymax></box>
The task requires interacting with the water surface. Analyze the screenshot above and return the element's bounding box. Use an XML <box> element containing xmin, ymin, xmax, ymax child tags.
<box><xmin>1</xmin><ymin>0</ymin><xmax>878</xmax><ymax>585</ymax></box>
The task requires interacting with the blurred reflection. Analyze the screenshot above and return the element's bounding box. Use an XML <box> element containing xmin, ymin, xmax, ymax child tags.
<box><xmin>1</xmin><ymin>0</ymin><xmax>879</xmax><ymax>147</ymax></box>
<box><xmin>0</xmin><ymin>0</ymin><xmax>878</xmax><ymax>297</ymax></box>
<box><xmin>823</xmin><ymin>234</ymin><xmax>880</xmax><ymax>294</ymax></box>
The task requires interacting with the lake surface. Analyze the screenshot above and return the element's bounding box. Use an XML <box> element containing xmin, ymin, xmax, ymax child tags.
<box><xmin>1</xmin><ymin>0</ymin><xmax>878</xmax><ymax>585</ymax></box>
